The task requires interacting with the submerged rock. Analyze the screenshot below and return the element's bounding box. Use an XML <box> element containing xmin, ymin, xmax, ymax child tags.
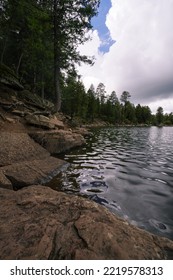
<box><xmin>0</xmin><ymin>185</ymin><xmax>173</xmax><ymax>260</ymax></box>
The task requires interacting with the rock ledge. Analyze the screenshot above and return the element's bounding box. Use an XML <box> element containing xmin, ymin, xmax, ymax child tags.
<box><xmin>0</xmin><ymin>185</ymin><xmax>173</xmax><ymax>260</ymax></box>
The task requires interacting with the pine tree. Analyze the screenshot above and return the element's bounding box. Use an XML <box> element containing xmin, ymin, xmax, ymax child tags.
<box><xmin>156</xmin><ymin>107</ymin><xmax>164</xmax><ymax>125</ymax></box>
<box><xmin>0</xmin><ymin>0</ymin><xmax>100</xmax><ymax>110</ymax></box>
<box><xmin>52</xmin><ymin>0</ymin><xmax>100</xmax><ymax>111</ymax></box>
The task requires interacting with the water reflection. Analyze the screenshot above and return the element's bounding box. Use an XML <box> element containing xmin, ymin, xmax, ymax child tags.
<box><xmin>48</xmin><ymin>127</ymin><xmax>173</xmax><ymax>240</ymax></box>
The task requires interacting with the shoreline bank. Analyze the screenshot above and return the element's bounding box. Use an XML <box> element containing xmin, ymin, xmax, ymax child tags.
<box><xmin>1</xmin><ymin>83</ymin><xmax>173</xmax><ymax>259</ymax></box>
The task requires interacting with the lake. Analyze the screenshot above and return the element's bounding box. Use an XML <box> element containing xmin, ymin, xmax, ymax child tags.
<box><xmin>50</xmin><ymin>126</ymin><xmax>173</xmax><ymax>240</ymax></box>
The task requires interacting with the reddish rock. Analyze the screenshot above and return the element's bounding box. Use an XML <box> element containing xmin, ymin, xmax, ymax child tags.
<box><xmin>0</xmin><ymin>185</ymin><xmax>173</xmax><ymax>260</ymax></box>
<box><xmin>0</xmin><ymin>171</ymin><xmax>12</xmax><ymax>189</ymax></box>
<box><xmin>25</xmin><ymin>114</ymin><xmax>55</xmax><ymax>129</ymax></box>
<box><xmin>0</xmin><ymin>132</ymin><xmax>67</xmax><ymax>190</ymax></box>
<box><xmin>29</xmin><ymin>129</ymin><xmax>86</xmax><ymax>154</ymax></box>
<box><xmin>49</xmin><ymin>116</ymin><xmax>64</xmax><ymax>129</ymax></box>
<box><xmin>0</xmin><ymin>132</ymin><xmax>49</xmax><ymax>167</ymax></box>
<box><xmin>1</xmin><ymin>157</ymin><xmax>67</xmax><ymax>189</ymax></box>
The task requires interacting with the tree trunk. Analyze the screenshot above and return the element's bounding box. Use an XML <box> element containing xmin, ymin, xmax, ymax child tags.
<box><xmin>54</xmin><ymin>63</ymin><xmax>61</xmax><ymax>112</ymax></box>
<box><xmin>33</xmin><ymin>68</ymin><xmax>37</xmax><ymax>93</ymax></box>
<box><xmin>54</xmin><ymin>0</ymin><xmax>61</xmax><ymax>112</ymax></box>
<box><xmin>16</xmin><ymin>53</ymin><xmax>23</xmax><ymax>76</ymax></box>
<box><xmin>41</xmin><ymin>71</ymin><xmax>45</xmax><ymax>100</ymax></box>
<box><xmin>1</xmin><ymin>38</ymin><xmax>7</xmax><ymax>64</ymax></box>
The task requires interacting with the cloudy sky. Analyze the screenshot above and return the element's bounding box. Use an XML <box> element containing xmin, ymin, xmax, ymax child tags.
<box><xmin>78</xmin><ymin>0</ymin><xmax>173</xmax><ymax>113</ymax></box>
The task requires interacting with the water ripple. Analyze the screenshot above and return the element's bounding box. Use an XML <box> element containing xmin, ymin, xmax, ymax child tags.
<box><xmin>49</xmin><ymin>127</ymin><xmax>173</xmax><ymax>240</ymax></box>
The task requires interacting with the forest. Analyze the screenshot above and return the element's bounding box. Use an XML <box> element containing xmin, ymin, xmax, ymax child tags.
<box><xmin>0</xmin><ymin>0</ymin><xmax>173</xmax><ymax>126</ymax></box>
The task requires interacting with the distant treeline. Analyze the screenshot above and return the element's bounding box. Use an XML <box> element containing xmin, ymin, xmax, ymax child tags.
<box><xmin>61</xmin><ymin>78</ymin><xmax>173</xmax><ymax>126</ymax></box>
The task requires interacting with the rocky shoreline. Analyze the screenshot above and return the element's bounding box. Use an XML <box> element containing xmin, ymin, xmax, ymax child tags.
<box><xmin>1</xmin><ymin>83</ymin><xmax>173</xmax><ymax>259</ymax></box>
<box><xmin>1</xmin><ymin>185</ymin><xmax>173</xmax><ymax>260</ymax></box>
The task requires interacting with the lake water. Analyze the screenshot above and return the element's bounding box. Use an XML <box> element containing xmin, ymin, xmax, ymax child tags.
<box><xmin>50</xmin><ymin>126</ymin><xmax>173</xmax><ymax>240</ymax></box>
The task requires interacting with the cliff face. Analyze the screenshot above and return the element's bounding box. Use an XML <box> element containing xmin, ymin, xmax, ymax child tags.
<box><xmin>0</xmin><ymin>82</ymin><xmax>173</xmax><ymax>260</ymax></box>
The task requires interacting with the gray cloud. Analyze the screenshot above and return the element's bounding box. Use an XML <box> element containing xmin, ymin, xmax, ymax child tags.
<box><xmin>78</xmin><ymin>0</ymin><xmax>173</xmax><ymax>113</ymax></box>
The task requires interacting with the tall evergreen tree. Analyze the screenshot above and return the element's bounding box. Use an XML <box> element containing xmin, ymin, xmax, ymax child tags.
<box><xmin>156</xmin><ymin>106</ymin><xmax>164</xmax><ymax>125</ymax></box>
<box><xmin>53</xmin><ymin>0</ymin><xmax>100</xmax><ymax>111</ymax></box>
<box><xmin>109</xmin><ymin>91</ymin><xmax>118</xmax><ymax>105</ymax></box>
<box><xmin>0</xmin><ymin>0</ymin><xmax>100</xmax><ymax>110</ymax></box>
<box><xmin>120</xmin><ymin>91</ymin><xmax>131</xmax><ymax>104</ymax></box>
<box><xmin>87</xmin><ymin>84</ymin><xmax>96</xmax><ymax>121</ymax></box>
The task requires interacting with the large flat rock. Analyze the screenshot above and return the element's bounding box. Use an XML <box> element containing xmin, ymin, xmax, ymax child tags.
<box><xmin>0</xmin><ymin>132</ymin><xmax>67</xmax><ymax>190</ymax></box>
<box><xmin>0</xmin><ymin>132</ymin><xmax>49</xmax><ymax>167</ymax></box>
<box><xmin>0</xmin><ymin>185</ymin><xmax>173</xmax><ymax>260</ymax></box>
<box><xmin>1</xmin><ymin>157</ymin><xmax>67</xmax><ymax>189</ymax></box>
<box><xmin>29</xmin><ymin>130</ymin><xmax>86</xmax><ymax>154</ymax></box>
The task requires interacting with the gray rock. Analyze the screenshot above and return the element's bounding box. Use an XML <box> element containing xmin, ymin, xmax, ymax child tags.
<box><xmin>0</xmin><ymin>185</ymin><xmax>173</xmax><ymax>260</ymax></box>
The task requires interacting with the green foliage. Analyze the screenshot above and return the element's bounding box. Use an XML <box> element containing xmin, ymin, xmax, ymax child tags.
<box><xmin>1</xmin><ymin>1</ymin><xmax>173</xmax><ymax>124</ymax></box>
<box><xmin>124</xmin><ymin>101</ymin><xmax>136</xmax><ymax>124</ymax></box>
<box><xmin>61</xmin><ymin>80</ymin><xmax>173</xmax><ymax>126</ymax></box>
<box><xmin>62</xmin><ymin>74</ymin><xmax>87</xmax><ymax>120</ymax></box>
<box><xmin>0</xmin><ymin>63</ymin><xmax>18</xmax><ymax>79</ymax></box>
<box><xmin>135</xmin><ymin>104</ymin><xmax>151</xmax><ymax>124</ymax></box>
<box><xmin>156</xmin><ymin>107</ymin><xmax>164</xmax><ymax>125</ymax></box>
<box><xmin>0</xmin><ymin>0</ymin><xmax>100</xmax><ymax>110</ymax></box>
<box><xmin>120</xmin><ymin>91</ymin><xmax>131</xmax><ymax>104</ymax></box>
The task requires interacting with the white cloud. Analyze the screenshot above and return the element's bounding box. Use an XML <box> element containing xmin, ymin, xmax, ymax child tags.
<box><xmin>148</xmin><ymin>98</ymin><xmax>173</xmax><ymax>114</ymax></box>
<box><xmin>78</xmin><ymin>0</ymin><xmax>173</xmax><ymax>113</ymax></box>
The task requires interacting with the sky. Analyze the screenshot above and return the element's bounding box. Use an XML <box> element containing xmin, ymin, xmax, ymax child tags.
<box><xmin>78</xmin><ymin>0</ymin><xmax>173</xmax><ymax>114</ymax></box>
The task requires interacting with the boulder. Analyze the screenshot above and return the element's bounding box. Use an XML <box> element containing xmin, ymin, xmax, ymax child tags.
<box><xmin>0</xmin><ymin>132</ymin><xmax>67</xmax><ymax>190</ymax></box>
<box><xmin>0</xmin><ymin>185</ymin><xmax>173</xmax><ymax>260</ymax></box>
<box><xmin>48</xmin><ymin>116</ymin><xmax>64</xmax><ymax>129</ymax></box>
<box><xmin>30</xmin><ymin>129</ymin><xmax>86</xmax><ymax>154</ymax></box>
<box><xmin>73</xmin><ymin>127</ymin><xmax>91</xmax><ymax>136</ymax></box>
<box><xmin>25</xmin><ymin>114</ymin><xmax>55</xmax><ymax>129</ymax></box>
<box><xmin>25</xmin><ymin>114</ymin><xmax>65</xmax><ymax>130</ymax></box>
<box><xmin>1</xmin><ymin>157</ymin><xmax>67</xmax><ymax>190</ymax></box>
<box><xmin>0</xmin><ymin>132</ymin><xmax>49</xmax><ymax>167</ymax></box>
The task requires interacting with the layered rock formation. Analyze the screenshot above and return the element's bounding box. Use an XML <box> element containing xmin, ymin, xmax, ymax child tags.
<box><xmin>0</xmin><ymin>84</ymin><xmax>86</xmax><ymax>154</ymax></box>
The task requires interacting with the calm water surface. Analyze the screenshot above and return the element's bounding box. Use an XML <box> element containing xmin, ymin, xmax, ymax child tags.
<box><xmin>50</xmin><ymin>127</ymin><xmax>173</xmax><ymax>240</ymax></box>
